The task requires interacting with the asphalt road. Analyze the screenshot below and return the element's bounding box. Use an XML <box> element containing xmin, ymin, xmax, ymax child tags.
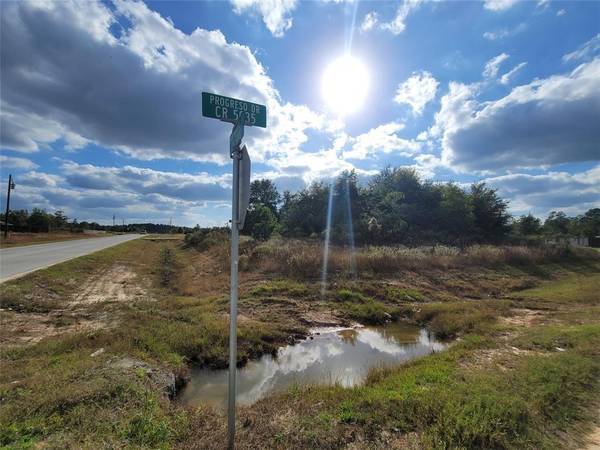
<box><xmin>0</xmin><ymin>234</ymin><xmax>143</xmax><ymax>283</ymax></box>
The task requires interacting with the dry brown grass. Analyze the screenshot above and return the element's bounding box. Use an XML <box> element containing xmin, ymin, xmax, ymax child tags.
<box><xmin>247</xmin><ymin>238</ymin><xmax>595</xmax><ymax>278</ymax></box>
<box><xmin>0</xmin><ymin>231</ymin><xmax>101</xmax><ymax>248</ymax></box>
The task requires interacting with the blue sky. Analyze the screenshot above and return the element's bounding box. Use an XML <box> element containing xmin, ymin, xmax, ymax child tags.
<box><xmin>1</xmin><ymin>0</ymin><xmax>598</xmax><ymax>227</ymax></box>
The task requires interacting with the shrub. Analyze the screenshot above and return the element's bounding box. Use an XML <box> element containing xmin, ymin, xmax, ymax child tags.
<box><xmin>184</xmin><ymin>228</ymin><xmax>229</xmax><ymax>251</ymax></box>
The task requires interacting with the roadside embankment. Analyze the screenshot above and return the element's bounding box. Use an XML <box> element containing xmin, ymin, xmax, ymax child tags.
<box><xmin>1</xmin><ymin>237</ymin><xmax>599</xmax><ymax>448</ymax></box>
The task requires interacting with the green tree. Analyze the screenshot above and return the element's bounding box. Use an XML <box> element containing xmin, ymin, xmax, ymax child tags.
<box><xmin>544</xmin><ymin>211</ymin><xmax>570</xmax><ymax>235</ymax></box>
<box><xmin>365</xmin><ymin>167</ymin><xmax>442</xmax><ymax>244</ymax></box>
<box><xmin>245</xmin><ymin>204</ymin><xmax>278</xmax><ymax>240</ymax></box>
<box><xmin>242</xmin><ymin>178</ymin><xmax>281</xmax><ymax>239</ymax></box>
<box><xmin>469</xmin><ymin>183</ymin><xmax>511</xmax><ymax>243</ymax></box>
<box><xmin>280</xmin><ymin>181</ymin><xmax>329</xmax><ymax>237</ymax></box>
<box><xmin>52</xmin><ymin>210</ymin><xmax>69</xmax><ymax>230</ymax></box>
<box><xmin>331</xmin><ymin>170</ymin><xmax>365</xmax><ymax>244</ymax></box>
<box><xmin>249</xmin><ymin>179</ymin><xmax>280</xmax><ymax>216</ymax></box>
<box><xmin>7</xmin><ymin>210</ymin><xmax>29</xmax><ymax>231</ymax></box>
<box><xmin>437</xmin><ymin>183</ymin><xmax>475</xmax><ymax>245</ymax></box>
<box><xmin>27</xmin><ymin>208</ymin><xmax>51</xmax><ymax>232</ymax></box>
<box><xmin>578</xmin><ymin>208</ymin><xmax>600</xmax><ymax>239</ymax></box>
<box><xmin>515</xmin><ymin>213</ymin><xmax>542</xmax><ymax>236</ymax></box>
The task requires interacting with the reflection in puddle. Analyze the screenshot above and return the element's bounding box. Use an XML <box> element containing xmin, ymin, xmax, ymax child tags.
<box><xmin>178</xmin><ymin>323</ymin><xmax>446</xmax><ymax>409</ymax></box>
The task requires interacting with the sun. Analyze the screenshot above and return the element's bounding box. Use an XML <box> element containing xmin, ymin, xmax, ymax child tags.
<box><xmin>321</xmin><ymin>54</ymin><xmax>369</xmax><ymax>116</ymax></box>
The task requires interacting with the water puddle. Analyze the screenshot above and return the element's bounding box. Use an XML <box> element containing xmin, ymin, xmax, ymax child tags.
<box><xmin>179</xmin><ymin>323</ymin><xmax>446</xmax><ymax>409</ymax></box>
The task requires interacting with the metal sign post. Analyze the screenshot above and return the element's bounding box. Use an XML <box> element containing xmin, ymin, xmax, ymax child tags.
<box><xmin>228</xmin><ymin>148</ymin><xmax>239</xmax><ymax>450</ymax></box>
<box><xmin>227</xmin><ymin>115</ymin><xmax>242</xmax><ymax>450</ymax></box>
<box><xmin>202</xmin><ymin>93</ymin><xmax>263</xmax><ymax>450</ymax></box>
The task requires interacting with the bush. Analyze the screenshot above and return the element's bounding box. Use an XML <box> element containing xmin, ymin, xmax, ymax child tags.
<box><xmin>184</xmin><ymin>228</ymin><xmax>229</xmax><ymax>251</ymax></box>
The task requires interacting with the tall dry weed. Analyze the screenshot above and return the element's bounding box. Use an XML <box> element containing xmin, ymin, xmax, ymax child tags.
<box><xmin>244</xmin><ymin>239</ymin><xmax>591</xmax><ymax>277</ymax></box>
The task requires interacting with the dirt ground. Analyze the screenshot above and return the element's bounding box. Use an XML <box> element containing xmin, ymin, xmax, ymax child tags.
<box><xmin>585</xmin><ymin>417</ymin><xmax>600</xmax><ymax>449</ymax></box>
<box><xmin>71</xmin><ymin>265</ymin><xmax>149</xmax><ymax>305</ymax></box>
<box><xmin>2</xmin><ymin>239</ymin><xmax>599</xmax><ymax>449</ymax></box>
<box><xmin>0</xmin><ymin>263</ymin><xmax>151</xmax><ymax>346</ymax></box>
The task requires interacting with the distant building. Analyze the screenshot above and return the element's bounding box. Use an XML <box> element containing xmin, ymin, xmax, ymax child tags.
<box><xmin>545</xmin><ymin>236</ymin><xmax>589</xmax><ymax>247</ymax></box>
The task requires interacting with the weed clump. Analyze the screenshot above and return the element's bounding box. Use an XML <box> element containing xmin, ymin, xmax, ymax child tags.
<box><xmin>184</xmin><ymin>228</ymin><xmax>229</xmax><ymax>251</ymax></box>
<box><xmin>247</xmin><ymin>239</ymin><xmax>592</xmax><ymax>278</ymax></box>
<box><xmin>413</xmin><ymin>301</ymin><xmax>509</xmax><ymax>338</ymax></box>
<box><xmin>158</xmin><ymin>246</ymin><xmax>179</xmax><ymax>288</ymax></box>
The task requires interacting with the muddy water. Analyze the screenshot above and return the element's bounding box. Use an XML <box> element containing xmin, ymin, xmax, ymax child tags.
<box><xmin>179</xmin><ymin>323</ymin><xmax>446</xmax><ymax>409</ymax></box>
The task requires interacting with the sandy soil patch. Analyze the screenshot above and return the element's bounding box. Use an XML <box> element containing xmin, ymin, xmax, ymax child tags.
<box><xmin>0</xmin><ymin>310</ymin><xmax>106</xmax><ymax>346</ymax></box>
<box><xmin>2</xmin><ymin>264</ymin><xmax>150</xmax><ymax>346</ymax></box>
<box><xmin>584</xmin><ymin>414</ymin><xmax>600</xmax><ymax>449</ymax></box>
<box><xmin>71</xmin><ymin>264</ymin><xmax>149</xmax><ymax>305</ymax></box>
<box><xmin>501</xmin><ymin>308</ymin><xmax>547</xmax><ymax>327</ymax></box>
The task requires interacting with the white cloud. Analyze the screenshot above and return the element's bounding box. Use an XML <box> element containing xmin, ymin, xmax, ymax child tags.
<box><xmin>434</xmin><ymin>58</ymin><xmax>600</xmax><ymax>171</ymax></box>
<box><xmin>363</xmin><ymin>0</ymin><xmax>423</xmax><ymax>35</ymax></box>
<box><xmin>394</xmin><ymin>71</ymin><xmax>440</xmax><ymax>115</ymax></box>
<box><xmin>483</xmin><ymin>0</ymin><xmax>519</xmax><ymax>12</ymax></box>
<box><xmin>0</xmin><ymin>0</ymin><xmax>278</xmax><ymax>162</ymax></box>
<box><xmin>556</xmin><ymin>9</ymin><xmax>566</xmax><ymax>16</ymax></box>
<box><xmin>338</xmin><ymin>122</ymin><xmax>421</xmax><ymax>160</ymax></box>
<box><xmin>483</xmin><ymin>165</ymin><xmax>600</xmax><ymax>216</ymax></box>
<box><xmin>230</xmin><ymin>0</ymin><xmax>297</xmax><ymax>37</ymax></box>
<box><xmin>60</xmin><ymin>162</ymin><xmax>232</xmax><ymax>203</ymax></box>
<box><xmin>563</xmin><ymin>33</ymin><xmax>600</xmax><ymax>63</ymax></box>
<box><xmin>0</xmin><ymin>0</ymin><xmax>337</xmax><ymax>179</ymax></box>
<box><xmin>0</xmin><ymin>104</ymin><xmax>89</xmax><ymax>153</ymax></box>
<box><xmin>483</xmin><ymin>23</ymin><xmax>526</xmax><ymax>40</ymax></box>
<box><xmin>3</xmin><ymin>161</ymin><xmax>238</xmax><ymax>226</ymax></box>
<box><xmin>500</xmin><ymin>62</ymin><xmax>527</xmax><ymax>85</ymax></box>
<box><xmin>483</xmin><ymin>53</ymin><xmax>510</xmax><ymax>78</ymax></box>
<box><xmin>0</xmin><ymin>155</ymin><xmax>39</xmax><ymax>170</ymax></box>
<box><xmin>360</xmin><ymin>11</ymin><xmax>378</xmax><ymax>32</ymax></box>
<box><xmin>411</xmin><ymin>153</ymin><xmax>443</xmax><ymax>179</ymax></box>
<box><xmin>18</xmin><ymin>171</ymin><xmax>62</xmax><ymax>188</ymax></box>
<box><xmin>429</xmin><ymin>81</ymin><xmax>480</xmax><ymax>139</ymax></box>
<box><xmin>536</xmin><ymin>0</ymin><xmax>550</xmax><ymax>10</ymax></box>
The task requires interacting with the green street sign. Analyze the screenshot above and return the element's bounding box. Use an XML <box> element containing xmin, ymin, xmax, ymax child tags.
<box><xmin>202</xmin><ymin>92</ymin><xmax>267</xmax><ymax>128</ymax></box>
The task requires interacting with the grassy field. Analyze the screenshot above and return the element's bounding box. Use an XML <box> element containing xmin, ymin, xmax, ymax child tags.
<box><xmin>0</xmin><ymin>232</ymin><xmax>107</xmax><ymax>248</ymax></box>
<box><xmin>1</xmin><ymin>237</ymin><xmax>599</xmax><ymax>449</ymax></box>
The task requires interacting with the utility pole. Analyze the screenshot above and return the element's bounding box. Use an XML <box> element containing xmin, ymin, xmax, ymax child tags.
<box><xmin>113</xmin><ymin>214</ymin><xmax>115</xmax><ymax>228</ymax></box>
<box><xmin>4</xmin><ymin>174</ymin><xmax>15</xmax><ymax>238</ymax></box>
<box><xmin>122</xmin><ymin>218</ymin><xmax>125</xmax><ymax>233</ymax></box>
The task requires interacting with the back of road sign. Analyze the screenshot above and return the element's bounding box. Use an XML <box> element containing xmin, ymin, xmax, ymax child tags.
<box><xmin>202</xmin><ymin>92</ymin><xmax>267</xmax><ymax>128</ymax></box>
<box><xmin>230</xmin><ymin>119</ymin><xmax>244</xmax><ymax>157</ymax></box>
<box><xmin>238</xmin><ymin>146</ymin><xmax>251</xmax><ymax>230</ymax></box>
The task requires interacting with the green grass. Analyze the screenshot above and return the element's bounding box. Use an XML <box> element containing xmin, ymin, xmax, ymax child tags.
<box><xmin>515</xmin><ymin>272</ymin><xmax>600</xmax><ymax>304</ymax></box>
<box><xmin>2</xmin><ymin>239</ymin><xmax>600</xmax><ymax>449</ymax></box>
<box><xmin>332</xmin><ymin>289</ymin><xmax>398</xmax><ymax>324</ymax></box>
<box><xmin>0</xmin><ymin>238</ymin><xmax>289</xmax><ymax>448</ymax></box>
<box><xmin>386</xmin><ymin>287</ymin><xmax>426</xmax><ymax>302</ymax></box>
<box><xmin>252</xmin><ymin>322</ymin><xmax>600</xmax><ymax>450</ymax></box>
<box><xmin>411</xmin><ymin>300</ymin><xmax>511</xmax><ymax>339</ymax></box>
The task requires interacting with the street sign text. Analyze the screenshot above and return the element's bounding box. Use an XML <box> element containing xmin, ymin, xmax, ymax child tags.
<box><xmin>202</xmin><ymin>92</ymin><xmax>266</xmax><ymax>128</ymax></box>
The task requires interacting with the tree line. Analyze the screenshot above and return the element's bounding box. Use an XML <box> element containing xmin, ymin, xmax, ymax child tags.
<box><xmin>0</xmin><ymin>208</ymin><xmax>192</xmax><ymax>234</ymax></box>
<box><xmin>242</xmin><ymin>167</ymin><xmax>600</xmax><ymax>246</ymax></box>
<box><xmin>3</xmin><ymin>167</ymin><xmax>598</xmax><ymax>246</ymax></box>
